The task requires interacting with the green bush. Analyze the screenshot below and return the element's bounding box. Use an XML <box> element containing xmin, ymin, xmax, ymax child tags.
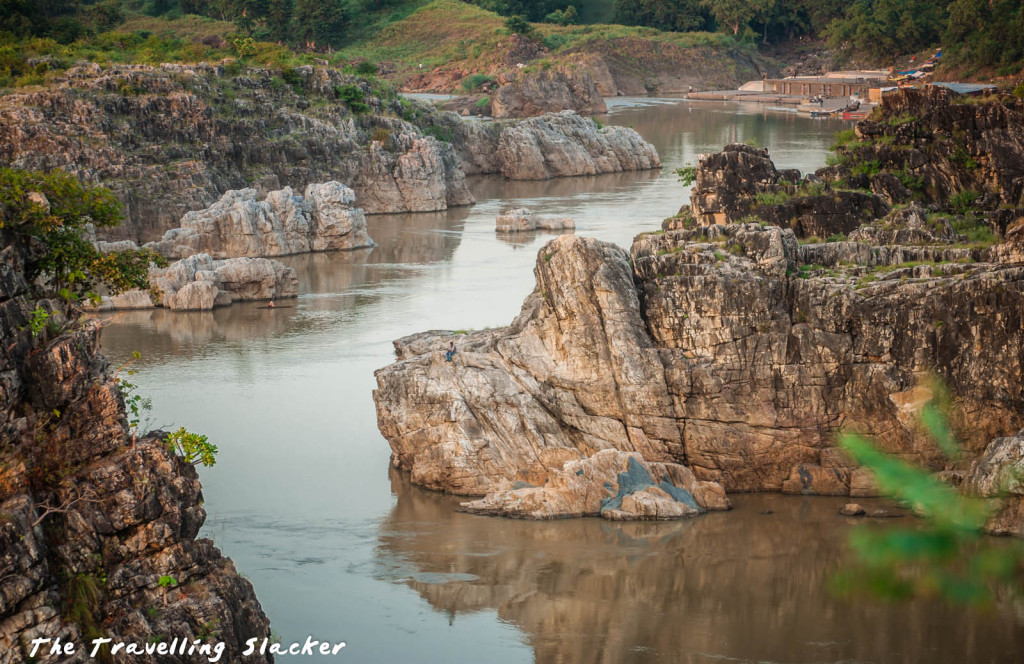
<box><xmin>460</xmin><ymin>73</ymin><xmax>493</xmax><ymax>92</ymax></box>
<box><xmin>165</xmin><ymin>428</ymin><xmax>218</xmax><ymax>467</ymax></box>
<box><xmin>355</xmin><ymin>60</ymin><xmax>378</xmax><ymax>76</ymax></box>
<box><xmin>950</xmin><ymin>189</ymin><xmax>980</xmax><ymax>215</ymax></box>
<box><xmin>0</xmin><ymin>168</ymin><xmax>165</xmax><ymax>304</ymax></box>
<box><xmin>333</xmin><ymin>84</ymin><xmax>369</xmax><ymax>114</ymax></box>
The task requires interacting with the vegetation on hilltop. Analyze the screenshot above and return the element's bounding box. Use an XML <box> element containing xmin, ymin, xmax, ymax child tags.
<box><xmin>0</xmin><ymin>0</ymin><xmax>1020</xmax><ymax>91</ymax></box>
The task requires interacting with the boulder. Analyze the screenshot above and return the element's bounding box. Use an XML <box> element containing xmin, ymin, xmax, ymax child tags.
<box><xmin>495</xmin><ymin>208</ymin><xmax>575</xmax><ymax>233</ymax></box>
<box><xmin>491</xmin><ymin>66</ymin><xmax>606</xmax><ymax>119</ymax></box>
<box><xmin>444</xmin><ymin>111</ymin><xmax>661</xmax><ymax>180</ymax></box>
<box><xmin>460</xmin><ymin>449</ymin><xmax>728</xmax><ymax>520</ymax></box>
<box><xmin>146</xmin><ymin>182</ymin><xmax>373</xmax><ymax>260</ymax></box>
<box><xmin>144</xmin><ymin>254</ymin><xmax>298</xmax><ymax>311</ymax></box>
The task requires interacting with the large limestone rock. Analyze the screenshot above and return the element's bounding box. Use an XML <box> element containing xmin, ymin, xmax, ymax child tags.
<box><xmin>150</xmin><ymin>254</ymin><xmax>298</xmax><ymax>310</ymax></box>
<box><xmin>460</xmin><ymin>449</ymin><xmax>729</xmax><ymax>520</ymax></box>
<box><xmin>146</xmin><ymin>182</ymin><xmax>372</xmax><ymax>260</ymax></box>
<box><xmin>374</xmin><ymin>235</ymin><xmax>682</xmax><ymax>497</ymax></box>
<box><xmin>375</xmin><ymin>224</ymin><xmax>1024</xmax><ymax>499</ymax></box>
<box><xmin>490</xmin><ymin>66</ymin><xmax>606</xmax><ymax>119</ymax></box>
<box><xmin>438</xmin><ymin>111</ymin><xmax>661</xmax><ymax>179</ymax></box>
<box><xmin>495</xmin><ymin>207</ymin><xmax>575</xmax><ymax>233</ymax></box>
<box><xmin>496</xmin><ymin>112</ymin><xmax>661</xmax><ymax>180</ymax></box>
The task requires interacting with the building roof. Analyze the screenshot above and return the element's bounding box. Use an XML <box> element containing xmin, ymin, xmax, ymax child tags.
<box><xmin>929</xmin><ymin>82</ymin><xmax>997</xmax><ymax>95</ymax></box>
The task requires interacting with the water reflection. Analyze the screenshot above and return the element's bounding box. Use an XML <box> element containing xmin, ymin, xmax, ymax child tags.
<box><xmin>380</xmin><ymin>471</ymin><xmax>1024</xmax><ymax>664</ymax></box>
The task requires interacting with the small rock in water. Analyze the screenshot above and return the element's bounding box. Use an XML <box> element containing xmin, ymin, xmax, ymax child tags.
<box><xmin>839</xmin><ymin>503</ymin><xmax>866</xmax><ymax>516</ymax></box>
<box><xmin>495</xmin><ymin>207</ymin><xmax>576</xmax><ymax>233</ymax></box>
<box><xmin>760</xmin><ymin>510</ymin><xmax>774</xmax><ymax>515</ymax></box>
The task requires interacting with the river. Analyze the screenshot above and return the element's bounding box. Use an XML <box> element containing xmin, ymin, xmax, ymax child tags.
<box><xmin>98</xmin><ymin>99</ymin><xmax>1024</xmax><ymax>663</ymax></box>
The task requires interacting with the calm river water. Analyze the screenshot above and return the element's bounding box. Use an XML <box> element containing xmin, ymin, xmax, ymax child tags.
<box><xmin>99</xmin><ymin>99</ymin><xmax>1024</xmax><ymax>662</ymax></box>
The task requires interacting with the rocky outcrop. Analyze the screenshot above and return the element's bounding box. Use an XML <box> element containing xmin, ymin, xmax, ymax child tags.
<box><xmin>426</xmin><ymin>111</ymin><xmax>661</xmax><ymax>180</ymax></box>
<box><xmin>460</xmin><ymin>449</ymin><xmax>728</xmax><ymax>520</ymax></box>
<box><xmin>845</xmin><ymin>86</ymin><xmax>1024</xmax><ymax>209</ymax></box>
<box><xmin>0</xmin><ymin>63</ymin><xmax>472</xmax><ymax>242</ymax></box>
<box><xmin>376</xmin><ymin>227</ymin><xmax>1024</xmax><ymax>500</ymax></box>
<box><xmin>90</xmin><ymin>255</ymin><xmax>297</xmax><ymax>312</ymax></box>
<box><xmin>687</xmin><ymin>143</ymin><xmax>889</xmax><ymax>237</ymax></box>
<box><xmin>145</xmin><ymin>182</ymin><xmax>372</xmax><ymax>260</ymax></box>
<box><xmin>0</xmin><ymin>233</ymin><xmax>272</xmax><ymax>660</ymax></box>
<box><xmin>495</xmin><ymin>208</ymin><xmax>575</xmax><ymax>233</ymax></box>
<box><xmin>490</xmin><ymin>67</ymin><xmax>606</xmax><ymax>119</ymax></box>
<box><xmin>374</xmin><ymin>235</ymin><xmax>684</xmax><ymax>497</ymax></box>
<box><xmin>963</xmin><ymin>430</ymin><xmax>1024</xmax><ymax>537</ymax></box>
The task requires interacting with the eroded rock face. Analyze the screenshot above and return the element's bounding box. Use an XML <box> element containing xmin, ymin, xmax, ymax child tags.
<box><xmin>688</xmin><ymin>143</ymin><xmax>889</xmax><ymax>237</ymax></box>
<box><xmin>0</xmin><ymin>64</ymin><xmax>472</xmax><ymax>242</ymax></box>
<box><xmin>495</xmin><ymin>208</ymin><xmax>575</xmax><ymax>233</ymax></box>
<box><xmin>374</xmin><ymin>235</ymin><xmax>681</xmax><ymax>497</ymax></box>
<box><xmin>491</xmin><ymin>67</ymin><xmax>606</xmax><ymax>119</ymax></box>
<box><xmin>145</xmin><ymin>182</ymin><xmax>372</xmax><ymax>260</ymax></box>
<box><xmin>460</xmin><ymin>450</ymin><xmax>728</xmax><ymax>520</ymax></box>
<box><xmin>90</xmin><ymin>255</ymin><xmax>297</xmax><ymax>312</ymax></box>
<box><xmin>375</xmin><ymin>225</ymin><xmax>1024</xmax><ymax>499</ymax></box>
<box><xmin>0</xmin><ymin>232</ymin><xmax>272</xmax><ymax>661</ymax></box>
<box><xmin>435</xmin><ymin>111</ymin><xmax>661</xmax><ymax>179</ymax></box>
<box><xmin>963</xmin><ymin>430</ymin><xmax>1024</xmax><ymax>536</ymax></box>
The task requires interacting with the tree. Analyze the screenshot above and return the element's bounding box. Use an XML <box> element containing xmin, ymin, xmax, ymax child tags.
<box><xmin>705</xmin><ymin>0</ymin><xmax>773</xmax><ymax>36</ymax></box>
<box><xmin>0</xmin><ymin>168</ymin><xmax>165</xmax><ymax>305</ymax></box>
<box><xmin>613</xmin><ymin>0</ymin><xmax>709</xmax><ymax>32</ymax></box>
<box><xmin>290</xmin><ymin>0</ymin><xmax>352</xmax><ymax>50</ymax></box>
<box><xmin>824</xmin><ymin>0</ymin><xmax>950</xmax><ymax>61</ymax></box>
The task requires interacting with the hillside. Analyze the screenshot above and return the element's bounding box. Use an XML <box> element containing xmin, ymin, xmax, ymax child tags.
<box><xmin>344</xmin><ymin>0</ymin><xmax>769</xmax><ymax>94</ymax></box>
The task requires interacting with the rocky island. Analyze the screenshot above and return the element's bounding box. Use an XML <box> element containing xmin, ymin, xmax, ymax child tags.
<box><xmin>374</xmin><ymin>87</ymin><xmax>1024</xmax><ymax>531</ymax></box>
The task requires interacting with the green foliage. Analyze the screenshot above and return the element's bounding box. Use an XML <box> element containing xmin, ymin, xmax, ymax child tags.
<box><xmin>893</xmin><ymin>167</ymin><xmax>924</xmax><ymax>191</ymax></box>
<box><xmin>850</xmin><ymin>159</ymin><xmax>882</xmax><ymax>178</ymax></box>
<box><xmin>0</xmin><ymin>168</ymin><xmax>162</xmax><ymax>303</ymax></box>
<box><xmin>165</xmin><ymin>428</ymin><xmax>219</xmax><ymax>467</ymax></box>
<box><xmin>825</xmin><ymin>233</ymin><xmax>847</xmax><ymax>242</ymax></box>
<box><xmin>333</xmin><ymin>83</ymin><xmax>369</xmax><ymax>114</ymax></box>
<box><xmin>504</xmin><ymin>15</ymin><xmax>536</xmax><ymax>38</ymax></box>
<box><xmin>824</xmin><ymin>0</ymin><xmax>949</xmax><ymax>64</ymax></box>
<box><xmin>422</xmin><ymin>123</ymin><xmax>453</xmax><ymax>142</ymax></box>
<box><xmin>157</xmin><ymin>575</ymin><xmax>178</xmax><ymax>589</ymax></box>
<box><xmin>952</xmin><ymin>214</ymin><xmax>997</xmax><ymax>246</ymax></box>
<box><xmin>835</xmin><ymin>394</ymin><xmax>1024</xmax><ymax>604</ymax></box>
<box><xmin>950</xmin><ymin>189</ymin><xmax>980</xmax><ymax>215</ymax></box>
<box><xmin>460</xmin><ymin>73</ymin><xmax>494</xmax><ymax>92</ymax></box>
<box><xmin>755</xmin><ymin>190</ymin><xmax>790</xmax><ymax>206</ymax></box>
<box><xmin>675</xmin><ymin>164</ymin><xmax>697</xmax><ymax>186</ymax></box>
<box><xmin>355</xmin><ymin>59</ymin><xmax>379</xmax><ymax>76</ymax></box>
<box><xmin>613</xmin><ymin>0</ymin><xmax>710</xmax><ymax>32</ymax></box>
<box><xmin>26</xmin><ymin>307</ymin><xmax>51</xmax><ymax>338</ymax></box>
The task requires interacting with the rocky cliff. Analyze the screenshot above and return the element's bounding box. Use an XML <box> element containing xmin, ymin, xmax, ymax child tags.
<box><xmin>0</xmin><ymin>63</ymin><xmax>472</xmax><ymax>243</ymax></box>
<box><xmin>490</xmin><ymin>66</ymin><xmax>606</xmax><ymax>119</ymax></box>
<box><xmin>0</xmin><ymin>233</ymin><xmax>272</xmax><ymax>658</ymax></box>
<box><xmin>374</xmin><ymin>91</ymin><xmax>1024</xmax><ymax>529</ymax></box>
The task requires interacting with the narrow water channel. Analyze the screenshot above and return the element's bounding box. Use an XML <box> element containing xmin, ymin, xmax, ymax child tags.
<box><xmin>98</xmin><ymin>99</ymin><xmax>1024</xmax><ymax>663</ymax></box>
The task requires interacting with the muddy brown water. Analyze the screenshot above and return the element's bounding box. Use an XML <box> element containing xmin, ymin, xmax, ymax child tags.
<box><xmin>99</xmin><ymin>99</ymin><xmax>1024</xmax><ymax>662</ymax></box>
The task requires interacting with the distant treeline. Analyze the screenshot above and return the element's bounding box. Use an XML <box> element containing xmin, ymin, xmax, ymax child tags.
<box><xmin>2</xmin><ymin>0</ymin><xmax>1022</xmax><ymax>72</ymax></box>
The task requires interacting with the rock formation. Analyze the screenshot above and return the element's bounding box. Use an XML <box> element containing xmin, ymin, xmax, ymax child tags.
<box><xmin>375</xmin><ymin>91</ymin><xmax>1024</xmax><ymax>528</ymax></box>
<box><xmin>495</xmin><ymin>208</ymin><xmax>575</xmax><ymax>233</ymax></box>
<box><xmin>0</xmin><ymin>233</ymin><xmax>272</xmax><ymax>660</ymax></box>
<box><xmin>433</xmin><ymin>111</ymin><xmax>661</xmax><ymax>180</ymax></box>
<box><xmin>145</xmin><ymin>182</ymin><xmax>372</xmax><ymax>260</ymax></box>
<box><xmin>0</xmin><ymin>63</ymin><xmax>472</xmax><ymax>242</ymax></box>
<box><xmin>460</xmin><ymin>449</ymin><xmax>728</xmax><ymax>520</ymax></box>
<box><xmin>490</xmin><ymin>66</ymin><xmax>606</xmax><ymax>119</ymax></box>
<box><xmin>963</xmin><ymin>430</ymin><xmax>1024</xmax><ymax>537</ymax></box>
